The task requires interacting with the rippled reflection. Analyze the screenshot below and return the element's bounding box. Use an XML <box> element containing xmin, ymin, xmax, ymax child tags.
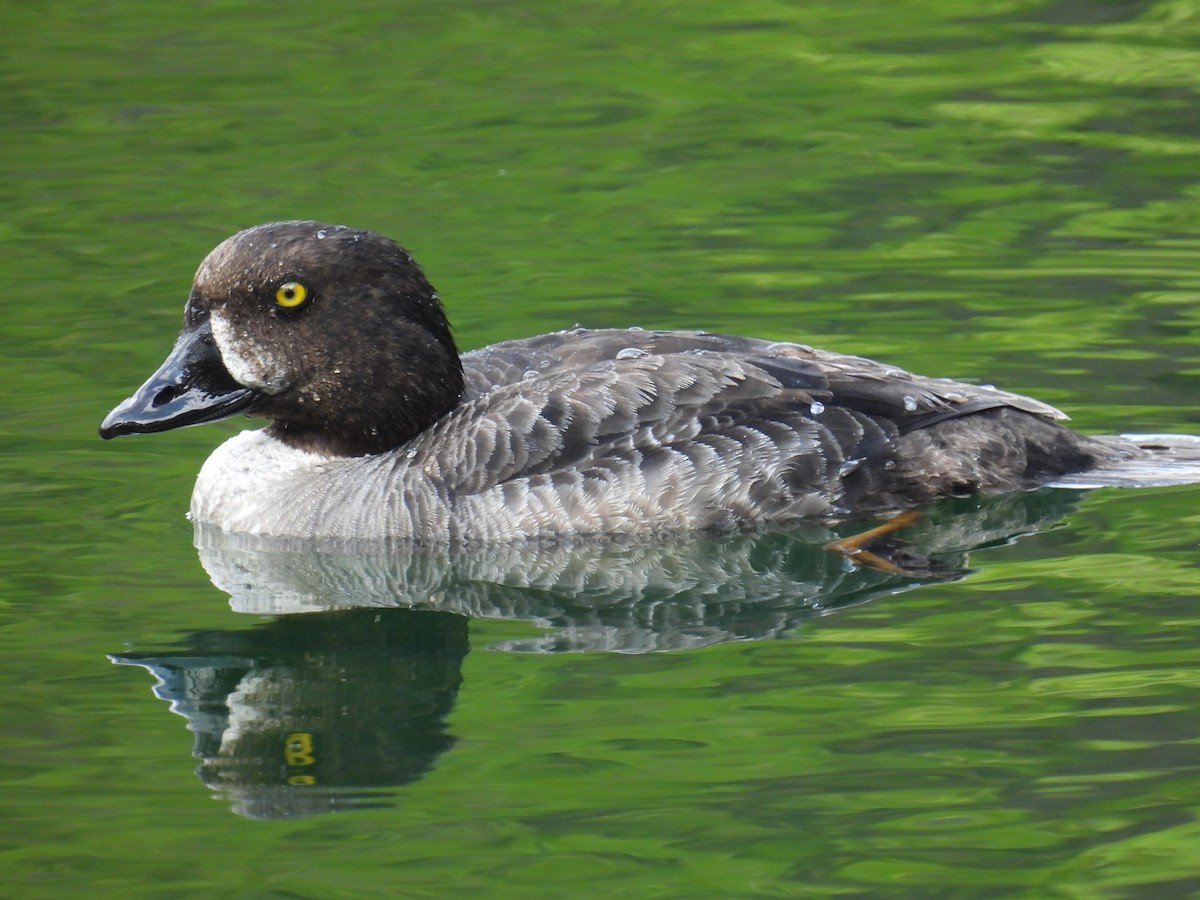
<box><xmin>111</xmin><ymin>489</ymin><xmax>1084</xmax><ymax>817</ymax></box>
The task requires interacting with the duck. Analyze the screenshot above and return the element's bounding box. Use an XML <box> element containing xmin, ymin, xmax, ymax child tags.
<box><xmin>100</xmin><ymin>220</ymin><xmax>1200</xmax><ymax>543</ymax></box>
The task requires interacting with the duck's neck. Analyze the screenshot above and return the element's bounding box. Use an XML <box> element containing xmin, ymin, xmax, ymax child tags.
<box><xmin>267</xmin><ymin>322</ymin><xmax>465</xmax><ymax>458</ymax></box>
<box><xmin>267</xmin><ymin>375</ymin><xmax>463</xmax><ymax>458</ymax></box>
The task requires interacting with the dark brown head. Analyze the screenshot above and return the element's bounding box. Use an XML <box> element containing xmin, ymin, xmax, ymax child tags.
<box><xmin>100</xmin><ymin>221</ymin><xmax>465</xmax><ymax>456</ymax></box>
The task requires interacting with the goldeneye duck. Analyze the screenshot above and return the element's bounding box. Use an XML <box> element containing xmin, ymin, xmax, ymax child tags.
<box><xmin>100</xmin><ymin>221</ymin><xmax>1200</xmax><ymax>542</ymax></box>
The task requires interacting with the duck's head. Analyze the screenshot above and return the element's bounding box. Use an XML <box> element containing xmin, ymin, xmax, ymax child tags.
<box><xmin>100</xmin><ymin>221</ymin><xmax>464</xmax><ymax>457</ymax></box>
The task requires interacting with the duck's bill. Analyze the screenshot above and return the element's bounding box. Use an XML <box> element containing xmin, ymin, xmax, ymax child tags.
<box><xmin>99</xmin><ymin>320</ymin><xmax>260</xmax><ymax>439</ymax></box>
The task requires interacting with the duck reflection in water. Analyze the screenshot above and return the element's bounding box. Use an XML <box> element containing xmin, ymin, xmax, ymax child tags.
<box><xmin>113</xmin><ymin>609</ymin><xmax>467</xmax><ymax>820</ymax></box>
<box><xmin>112</xmin><ymin>488</ymin><xmax>1086</xmax><ymax>818</ymax></box>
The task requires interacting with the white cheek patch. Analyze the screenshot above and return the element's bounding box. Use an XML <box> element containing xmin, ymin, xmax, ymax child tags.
<box><xmin>210</xmin><ymin>310</ymin><xmax>289</xmax><ymax>394</ymax></box>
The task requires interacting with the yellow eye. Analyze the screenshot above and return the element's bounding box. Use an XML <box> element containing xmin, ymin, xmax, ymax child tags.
<box><xmin>275</xmin><ymin>281</ymin><xmax>308</xmax><ymax>308</ymax></box>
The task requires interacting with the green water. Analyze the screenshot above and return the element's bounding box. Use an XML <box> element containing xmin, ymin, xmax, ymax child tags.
<box><xmin>5</xmin><ymin>0</ymin><xmax>1200</xmax><ymax>895</ymax></box>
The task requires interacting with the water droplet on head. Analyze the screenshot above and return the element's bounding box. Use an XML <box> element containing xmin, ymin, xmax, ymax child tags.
<box><xmin>522</xmin><ymin>369</ymin><xmax>539</xmax><ymax>380</ymax></box>
<box><xmin>316</xmin><ymin>229</ymin><xmax>327</xmax><ymax>239</ymax></box>
<box><xmin>405</xmin><ymin>447</ymin><xmax>418</xmax><ymax>459</ymax></box>
<box><xmin>903</xmin><ymin>395</ymin><xmax>918</xmax><ymax>412</ymax></box>
<box><xmin>809</xmin><ymin>400</ymin><xmax>825</xmax><ymax>415</ymax></box>
<box><xmin>616</xmin><ymin>347</ymin><xmax>648</xmax><ymax>360</ymax></box>
<box><xmin>628</xmin><ymin>325</ymin><xmax>644</xmax><ymax>332</ymax></box>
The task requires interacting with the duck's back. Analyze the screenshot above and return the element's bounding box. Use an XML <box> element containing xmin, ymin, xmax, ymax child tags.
<box><xmin>398</xmin><ymin>328</ymin><xmax>1111</xmax><ymax>542</ymax></box>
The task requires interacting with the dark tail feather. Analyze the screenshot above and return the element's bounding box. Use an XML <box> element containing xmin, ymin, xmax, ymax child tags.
<box><xmin>1047</xmin><ymin>434</ymin><xmax>1200</xmax><ymax>489</ymax></box>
